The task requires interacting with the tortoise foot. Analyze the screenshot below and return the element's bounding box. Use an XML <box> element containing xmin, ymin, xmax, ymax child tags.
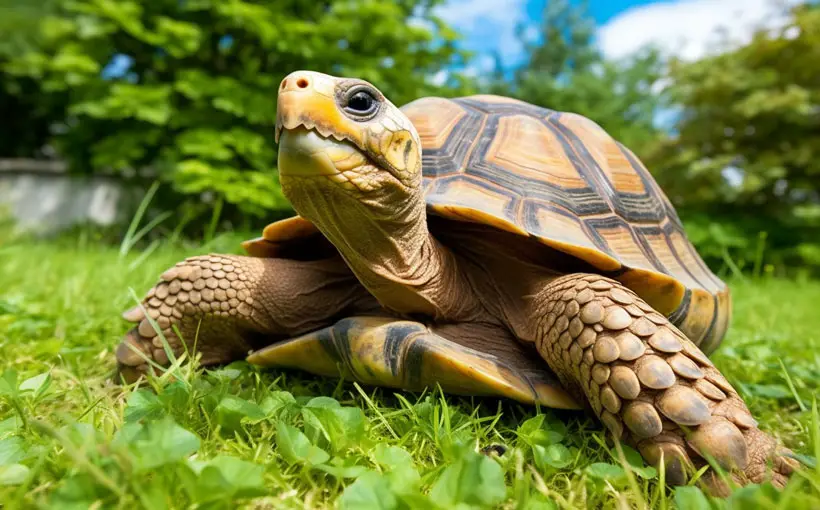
<box><xmin>531</xmin><ymin>273</ymin><xmax>799</xmax><ymax>493</ymax></box>
<box><xmin>115</xmin><ymin>255</ymin><xmax>277</xmax><ymax>383</ymax></box>
<box><xmin>730</xmin><ymin>426</ymin><xmax>797</xmax><ymax>490</ymax></box>
<box><xmin>636</xmin><ymin>406</ymin><xmax>798</xmax><ymax>495</ymax></box>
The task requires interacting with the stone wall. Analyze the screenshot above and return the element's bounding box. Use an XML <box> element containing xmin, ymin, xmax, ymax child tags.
<box><xmin>0</xmin><ymin>159</ymin><xmax>133</xmax><ymax>234</ymax></box>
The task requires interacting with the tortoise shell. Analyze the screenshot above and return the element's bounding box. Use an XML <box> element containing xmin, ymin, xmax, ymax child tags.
<box><xmin>401</xmin><ymin>95</ymin><xmax>730</xmax><ymax>354</ymax></box>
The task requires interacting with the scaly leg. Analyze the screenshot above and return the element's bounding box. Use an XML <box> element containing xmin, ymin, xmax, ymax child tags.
<box><xmin>116</xmin><ymin>254</ymin><xmax>379</xmax><ymax>382</ymax></box>
<box><xmin>530</xmin><ymin>273</ymin><xmax>798</xmax><ymax>492</ymax></box>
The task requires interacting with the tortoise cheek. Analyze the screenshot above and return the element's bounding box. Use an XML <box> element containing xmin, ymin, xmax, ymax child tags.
<box><xmin>382</xmin><ymin>130</ymin><xmax>419</xmax><ymax>176</ymax></box>
<box><xmin>362</xmin><ymin>127</ymin><xmax>421</xmax><ymax>186</ymax></box>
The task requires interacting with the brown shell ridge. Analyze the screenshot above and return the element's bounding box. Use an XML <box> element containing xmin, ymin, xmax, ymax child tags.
<box><xmin>661</xmin><ymin>220</ymin><xmax>722</xmax><ymax>294</ymax></box>
<box><xmin>667</xmin><ymin>288</ymin><xmax>693</xmax><ymax>327</ymax></box>
<box><xmin>543</xmin><ymin>112</ymin><xmax>622</xmax><ymax>217</ymax></box>
<box><xmin>413</xmin><ymin>97</ymin><xmax>697</xmax><ymax>266</ymax></box>
<box><xmin>618</xmin><ymin>143</ymin><xmax>726</xmax><ymax>292</ymax></box>
<box><xmin>452</xmin><ymin>103</ymin><xmax>672</xmax><ymax>236</ymax></box>
<box><xmin>680</xmin><ymin>235</ymin><xmax>726</xmax><ymax>293</ymax></box>
<box><xmin>404</xmin><ymin>97</ymin><xmax>485</xmax><ymax>179</ymax></box>
<box><xmin>630</xmin><ymin>223</ymin><xmax>671</xmax><ymax>275</ymax></box>
<box><xmin>573</xmin><ymin>115</ymin><xmax>724</xmax><ymax>287</ymax></box>
<box><xmin>550</xmin><ymin>116</ymin><xmax>709</xmax><ymax>301</ymax></box>
<box><xmin>547</xmin><ymin>112</ymin><xmax>668</xmax><ymax>226</ymax></box>
<box><xmin>454</xmin><ymin>96</ymin><xmax>549</xmax><ymax>115</ymax></box>
<box><xmin>617</xmin><ymin>142</ymin><xmax>684</xmax><ymax>229</ymax></box>
<box><xmin>519</xmin><ymin>202</ymin><xmax>619</xmax><ymax>263</ymax></box>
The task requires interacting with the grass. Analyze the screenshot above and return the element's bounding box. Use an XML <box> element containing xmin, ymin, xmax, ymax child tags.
<box><xmin>1</xmin><ymin>235</ymin><xmax>820</xmax><ymax>509</ymax></box>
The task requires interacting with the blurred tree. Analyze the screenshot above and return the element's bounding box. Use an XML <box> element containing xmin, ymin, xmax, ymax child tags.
<box><xmin>0</xmin><ymin>0</ymin><xmax>65</xmax><ymax>158</ymax></box>
<box><xmin>492</xmin><ymin>0</ymin><xmax>666</xmax><ymax>154</ymax></box>
<box><xmin>646</xmin><ymin>4</ymin><xmax>820</xmax><ymax>273</ymax></box>
<box><xmin>3</xmin><ymin>0</ymin><xmax>467</xmax><ymax>226</ymax></box>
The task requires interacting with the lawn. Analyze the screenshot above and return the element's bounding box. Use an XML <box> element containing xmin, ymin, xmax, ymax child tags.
<box><xmin>1</xmin><ymin>235</ymin><xmax>819</xmax><ymax>509</ymax></box>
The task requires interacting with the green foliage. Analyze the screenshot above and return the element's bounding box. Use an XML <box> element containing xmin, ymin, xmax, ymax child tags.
<box><xmin>674</xmin><ymin>486</ymin><xmax>712</xmax><ymax>509</ymax></box>
<box><xmin>647</xmin><ymin>5</ymin><xmax>820</xmax><ymax>273</ymax></box>
<box><xmin>3</xmin><ymin>0</ymin><xmax>467</xmax><ymax>225</ymax></box>
<box><xmin>0</xmin><ymin>0</ymin><xmax>66</xmax><ymax>158</ymax></box>
<box><xmin>491</xmin><ymin>0</ymin><xmax>666</xmax><ymax>154</ymax></box>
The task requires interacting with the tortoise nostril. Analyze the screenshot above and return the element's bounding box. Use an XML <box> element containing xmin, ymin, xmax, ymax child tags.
<box><xmin>281</xmin><ymin>79</ymin><xmax>288</xmax><ymax>90</ymax></box>
<box><xmin>296</xmin><ymin>78</ymin><xmax>309</xmax><ymax>89</ymax></box>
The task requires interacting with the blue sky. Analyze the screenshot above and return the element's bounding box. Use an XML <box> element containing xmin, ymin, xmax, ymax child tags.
<box><xmin>437</xmin><ymin>0</ymin><xmax>803</xmax><ymax>73</ymax></box>
<box><xmin>444</xmin><ymin>0</ymin><xmax>660</xmax><ymax>67</ymax></box>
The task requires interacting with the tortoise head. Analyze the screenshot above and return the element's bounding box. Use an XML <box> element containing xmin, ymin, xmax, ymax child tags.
<box><xmin>275</xmin><ymin>71</ymin><xmax>422</xmax><ymax>199</ymax></box>
<box><xmin>275</xmin><ymin>71</ymin><xmax>433</xmax><ymax>313</ymax></box>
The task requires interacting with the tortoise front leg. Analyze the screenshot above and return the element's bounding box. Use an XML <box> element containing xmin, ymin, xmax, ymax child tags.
<box><xmin>529</xmin><ymin>273</ymin><xmax>798</xmax><ymax>493</ymax></box>
<box><xmin>116</xmin><ymin>254</ymin><xmax>378</xmax><ymax>382</ymax></box>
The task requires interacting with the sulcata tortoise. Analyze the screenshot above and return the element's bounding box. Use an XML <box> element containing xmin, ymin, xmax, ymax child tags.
<box><xmin>117</xmin><ymin>71</ymin><xmax>798</xmax><ymax>492</ymax></box>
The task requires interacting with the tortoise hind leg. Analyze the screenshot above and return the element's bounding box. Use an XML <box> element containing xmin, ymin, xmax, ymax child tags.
<box><xmin>248</xmin><ymin>317</ymin><xmax>580</xmax><ymax>409</ymax></box>
<box><xmin>529</xmin><ymin>273</ymin><xmax>799</xmax><ymax>493</ymax></box>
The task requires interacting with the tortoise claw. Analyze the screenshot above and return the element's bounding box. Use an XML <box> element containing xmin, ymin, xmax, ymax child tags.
<box><xmin>114</xmin><ymin>327</ymin><xmax>179</xmax><ymax>383</ymax></box>
<box><xmin>122</xmin><ymin>305</ymin><xmax>145</xmax><ymax>323</ymax></box>
<box><xmin>687</xmin><ymin>418</ymin><xmax>749</xmax><ymax>471</ymax></box>
<box><xmin>116</xmin><ymin>330</ymin><xmax>150</xmax><ymax>367</ymax></box>
<box><xmin>114</xmin><ymin>329</ymin><xmax>156</xmax><ymax>384</ymax></box>
<box><xmin>733</xmin><ymin>427</ymin><xmax>801</xmax><ymax>489</ymax></box>
<box><xmin>116</xmin><ymin>362</ymin><xmax>149</xmax><ymax>385</ymax></box>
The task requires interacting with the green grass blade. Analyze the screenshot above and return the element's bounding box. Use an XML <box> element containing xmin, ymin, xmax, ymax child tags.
<box><xmin>779</xmin><ymin>358</ymin><xmax>807</xmax><ymax>412</ymax></box>
<box><xmin>120</xmin><ymin>211</ymin><xmax>172</xmax><ymax>258</ymax></box>
<box><xmin>120</xmin><ymin>180</ymin><xmax>161</xmax><ymax>257</ymax></box>
<box><xmin>204</xmin><ymin>196</ymin><xmax>223</xmax><ymax>244</ymax></box>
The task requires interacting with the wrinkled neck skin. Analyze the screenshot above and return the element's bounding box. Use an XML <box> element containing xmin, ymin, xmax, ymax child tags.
<box><xmin>281</xmin><ymin>177</ymin><xmax>480</xmax><ymax>320</ymax></box>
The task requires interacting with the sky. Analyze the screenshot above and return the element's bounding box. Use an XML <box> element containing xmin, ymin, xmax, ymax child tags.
<box><xmin>436</xmin><ymin>0</ymin><xmax>804</xmax><ymax>73</ymax></box>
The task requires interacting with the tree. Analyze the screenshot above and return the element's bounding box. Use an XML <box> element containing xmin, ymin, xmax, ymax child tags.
<box><xmin>491</xmin><ymin>0</ymin><xmax>666</xmax><ymax>155</ymax></box>
<box><xmin>646</xmin><ymin>4</ymin><xmax>820</xmax><ymax>273</ymax></box>
<box><xmin>3</xmin><ymin>0</ymin><xmax>467</xmax><ymax>226</ymax></box>
<box><xmin>0</xmin><ymin>0</ymin><xmax>64</xmax><ymax>158</ymax></box>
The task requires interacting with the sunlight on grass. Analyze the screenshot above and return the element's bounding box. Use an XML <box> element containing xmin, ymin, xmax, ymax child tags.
<box><xmin>1</xmin><ymin>240</ymin><xmax>819</xmax><ymax>508</ymax></box>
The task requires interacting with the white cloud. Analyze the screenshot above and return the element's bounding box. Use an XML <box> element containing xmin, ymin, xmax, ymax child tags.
<box><xmin>430</xmin><ymin>69</ymin><xmax>450</xmax><ymax>86</ymax></box>
<box><xmin>464</xmin><ymin>54</ymin><xmax>498</xmax><ymax>76</ymax></box>
<box><xmin>598</xmin><ymin>0</ymin><xmax>803</xmax><ymax>61</ymax></box>
<box><xmin>429</xmin><ymin>55</ymin><xmax>496</xmax><ymax>86</ymax></box>
<box><xmin>434</xmin><ymin>0</ymin><xmax>527</xmax><ymax>62</ymax></box>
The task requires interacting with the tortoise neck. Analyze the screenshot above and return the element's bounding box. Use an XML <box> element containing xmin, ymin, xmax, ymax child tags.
<box><xmin>284</xmin><ymin>179</ymin><xmax>476</xmax><ymax>319</ymax></box>
<box><xmin>336</xmin><ymin>191</ymin><xmax>451</xmax><ymax>317</ymax></box>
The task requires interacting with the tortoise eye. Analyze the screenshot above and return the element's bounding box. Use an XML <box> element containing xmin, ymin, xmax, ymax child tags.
<box><xmin>344</xmin><ymin>88</ymin><xmax>379</xmax><ymax>117</ymax></box>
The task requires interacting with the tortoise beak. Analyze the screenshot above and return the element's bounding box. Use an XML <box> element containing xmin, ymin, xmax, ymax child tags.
<box><xmin>275</xmin><ymin>71</ymin><xmax>364</xmax><ymax>148</ymax></box>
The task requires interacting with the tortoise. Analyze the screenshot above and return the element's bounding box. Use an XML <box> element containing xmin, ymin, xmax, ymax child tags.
<box><xmin>116</xmin><ymin>70</ymin><xmax>798</xmax><ymax>492</ymax></box>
